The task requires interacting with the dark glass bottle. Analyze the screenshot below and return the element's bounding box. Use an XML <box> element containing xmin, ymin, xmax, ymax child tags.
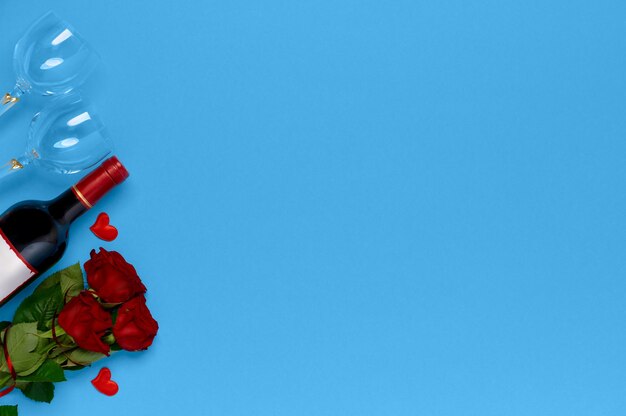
<box><xmin>0</xmin><ymin>156</ymin><xmax>128</xmax><ymax>305</ymax></box>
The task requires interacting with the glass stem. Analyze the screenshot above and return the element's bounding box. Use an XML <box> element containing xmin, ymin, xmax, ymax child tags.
<box><xmin>0</xmin><ymin>155</ymin><xmax>29</xmax><ymax>181</ymax></box>
<box><xmin>0</xmin><ymin>81</ymin><xmax>27</xmax><ymax>118</ymax></box>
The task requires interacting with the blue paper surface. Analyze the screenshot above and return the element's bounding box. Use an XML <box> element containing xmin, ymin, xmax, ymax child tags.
<box><xmin>0</xmin><ymin>0</ymin><xmax>626</xmax><ymax>414</ymax></box>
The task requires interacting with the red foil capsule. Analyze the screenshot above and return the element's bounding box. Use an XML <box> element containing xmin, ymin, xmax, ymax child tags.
<box><xmin>72</xmin><ymin>157</ymin><xmax>129</xmax><ymax>208</ymax></box>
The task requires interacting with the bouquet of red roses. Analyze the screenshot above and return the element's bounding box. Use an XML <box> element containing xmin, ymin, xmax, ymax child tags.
<box><xmin>0</xmin><ymin>248</ymin><xmax>158</xmax><ymax>404</ymax></box>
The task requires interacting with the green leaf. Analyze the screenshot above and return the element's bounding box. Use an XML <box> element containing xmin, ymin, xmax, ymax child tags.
<box><xmin>49</xmin><ymin>345</ymin><xmax>73</xmax><ymax>359</ymax></box>
<box><xmin>37</xmin><ymin>326</ymin><xmax>66</xmax><ymax>339</ymax></box>
<box><xmin>59</xmin><ymin>264</ymin><xmax>84</xmax><ymax>299</ymax></box>
<box><xmin>63</xmin><ymin>364</ymin><xmax>85</xmax><ymax>371</ymax></box>
<box><xmin>32</xmin><ymin>271</ymin><xmax>62</xmax><ymax>296</ymax></box>
<box><xmin>0</xmin><ymin>322</ymin><xmax>11</xmax><ymax>334</ymax></box>
<box><xmin>52</xmin><ymin>354</ymin><xmax>68</xmax><ymax>367</ymax></box>
<box><xmin>13</xmin><ymin>285</ymin><xmax>63</xmax><ymax>331</ymax></box>
<box><xmin>33</xmin><ymin>263</ymin><xmax>83</xmax><ymax>295</ymax></box>
<box><xmin>67</xmin><ymin>349</ymin><xmax>106</xmax><ymax>366</ymax></box>
<box><xmin>15</xmin><ymin>352</ymin><xmax>47</xmax><ymax>378</ymax></box>
<box><xmin>6</xmin><ymin>324</ymin><xmax>41</xmax><ymax>375</ymax></box>
<box><xmin>0</xmin><ymin>371</ymin><xmax>12</xmax><ymax>388</ymax></box>
<box><xmin>17</xmin><ymin>360</ymin><xmax>65</xmax><ymax>383</ymax></box>
<box><xmin>35</xmin><ymin>333</ymin><xmax>54</xmax><ymax>355</ymax></box>
<box><xmin>0</xmin><ymin>349</ymin><xmax>6</xmax><ymax>374</ymax></box>
<box><xmin>0</xmin><ymin>405</ymin><xmax>17</xmax><ymax>416</ymax></box>
<box><xmin>18</xmin><ymin>381</ymin><xmax>54</xmax><ymax>403</ymax></box>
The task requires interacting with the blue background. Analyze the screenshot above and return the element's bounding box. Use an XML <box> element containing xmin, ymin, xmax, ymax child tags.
<box><xmin>0</xmin><ymin>0</ymin><xmax>625</xmax><ymax>414</ymax></box>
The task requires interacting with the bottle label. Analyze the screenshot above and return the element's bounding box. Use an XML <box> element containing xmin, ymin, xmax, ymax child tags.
<box><xmin>0</xmin><ymin>230</ymin><xmax>36</xmax><ymax>302</ymax></box>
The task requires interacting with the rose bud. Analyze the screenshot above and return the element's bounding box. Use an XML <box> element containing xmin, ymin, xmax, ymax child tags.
<box><xmin>113</xmin><ymin>295</ymin><xmax>159</xmax><ymax>351</ymax></box>
<box><xmin>85</xmin><ymin>248</ymin><xmax>147</xmax><ymax>303</ymax></box>
<box><xmin>58</xmin><ymin>291</ymin><xmax>113</xmax><ymax>355</ymax></box>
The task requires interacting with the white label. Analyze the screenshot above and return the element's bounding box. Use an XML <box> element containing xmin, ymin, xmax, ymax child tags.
<box><xmin>0</xmin><ymin>231</ymin><xmax>36</xmax><ymax>302</ymax></box>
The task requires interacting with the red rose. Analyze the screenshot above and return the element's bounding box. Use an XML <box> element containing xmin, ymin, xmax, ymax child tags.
<box><xmin>85</xmin><ymin>248</ymin><xmax>146</xmax><ymax>303</ymax></box>
<box><xmin>58</xmin><ymin>291</ymin><xmax>112</xmax><ymax>355</ymax></box>
<box><xmin>113</xmin><ymin>295</ymin><xmax>158</xmax><ymax>351</ymax></box>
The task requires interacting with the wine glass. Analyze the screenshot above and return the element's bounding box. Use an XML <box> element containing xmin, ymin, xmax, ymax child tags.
<box><xmin>0</xmin><ymin>11</ymin><xmax>99</xmax><ymax>118</ymax></box>
<box><xmin>0</xmin><ymin>94</ymin><xmax>112</xmax><ymax>180</ymax></box>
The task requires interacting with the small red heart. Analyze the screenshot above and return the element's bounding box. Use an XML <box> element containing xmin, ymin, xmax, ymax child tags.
<box><xmin>91</xmin><ymin>367</ymin><xmax>119</xmax><ymax>396</ymax></box>
<box><xmin>90</xmin><ymin>212</ymin><xmax>119</xmax><ymax>241</ymax></box>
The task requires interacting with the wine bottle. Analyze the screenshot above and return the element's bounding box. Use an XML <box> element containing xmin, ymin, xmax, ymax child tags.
<box><xmin>0</xmin><ymin>156</ymin><xmax>128</xmax><ymax>305</ymax></box>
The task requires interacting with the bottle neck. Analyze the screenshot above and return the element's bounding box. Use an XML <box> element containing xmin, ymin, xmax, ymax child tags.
<box><xmin>48</xmin><ymin>156</ymin><xmax>129</xmax><ymax>225</ymax></box>
<box><xmin>48</xmin><ymin>189</ymin><xmax>88</xmax><ymax>225</ymax></box>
